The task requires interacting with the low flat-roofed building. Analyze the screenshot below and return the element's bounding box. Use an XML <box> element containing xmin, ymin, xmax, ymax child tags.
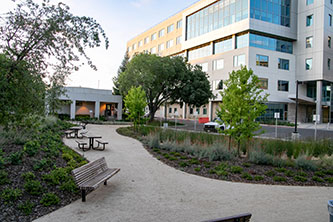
<box><xmin>57</xmin><ymin>87</ymin><xmax>122</xmax><ymax>120</ymax></box>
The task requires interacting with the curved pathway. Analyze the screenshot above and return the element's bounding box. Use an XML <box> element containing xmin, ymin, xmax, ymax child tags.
<box><xmin>35</xmin><ymin>125</ymin><xmax>332</xmax><ymax>222</ymax></box>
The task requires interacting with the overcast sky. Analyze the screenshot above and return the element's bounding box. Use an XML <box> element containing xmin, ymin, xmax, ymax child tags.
<box><xmin>1</xmin><ymin>0</ymin><xmax>199</xmax><ymax>90</ymax></box>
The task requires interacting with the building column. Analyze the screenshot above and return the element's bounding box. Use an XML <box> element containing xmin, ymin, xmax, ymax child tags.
<box><xmin>117</xmin><ymin>100</ymin><xmax>123</xmax><ymax>120</ymax></box>
<box><xmin>232</xmin><ymin>34</ymin><xmax>236</xmax><ymax>49</ymax></box>
<box><xmin>209</xmin><ymin>101</ymin><xmax>213</xmax><ymax>121</ymax></box>
<box><xmin>316</xmin><ymin>80</ymin><xmax>323</xmax><ymax>123</ymax></box>
<box><xmin>95</xmin><ymin>100</ymin><xmax>100</xmax><ymax>119</ymax></box>
<box><xmin>70</xmin><ymin>100</ymin><xmax>76</xmax><ymax>120</ymax></box>
<box><xmin>182</xmin><ymin>102</ymin><xmax>186</xmax><ymax>119</ymax></box>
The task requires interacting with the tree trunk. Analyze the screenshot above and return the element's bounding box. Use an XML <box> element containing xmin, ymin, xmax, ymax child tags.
<box><xmin>228</xmin><ymin>136</ymin><xmax>231</xmax><ymax>150</ymax></box>
<box><xmin>237</xmin><ymin>140</ymin><xmax>241</xmax><ymax>158</ymax></box>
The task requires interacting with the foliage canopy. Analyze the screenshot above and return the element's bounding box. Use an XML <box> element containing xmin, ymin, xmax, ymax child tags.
<box><xmin>124</xmin><ymin>86</ymin><xmax>147</xmax><ymax>130</ymax></box>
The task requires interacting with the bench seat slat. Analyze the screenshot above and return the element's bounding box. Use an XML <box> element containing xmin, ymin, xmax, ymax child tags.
<box><xmin>79</xmin><ymin>168</ymin><xmax>120</xmax><ymax>189</ymax></box>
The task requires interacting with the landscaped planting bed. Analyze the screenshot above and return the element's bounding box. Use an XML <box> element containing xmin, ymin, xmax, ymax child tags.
<box><xmin>117</xmin><ymin>126</ymin><xmax>333</xmax><ymax>187</ymax></box>
<box><xmin>0</xmin><ymin>116</ymin><xmax>87</xmax><ymax>222</ymax></box>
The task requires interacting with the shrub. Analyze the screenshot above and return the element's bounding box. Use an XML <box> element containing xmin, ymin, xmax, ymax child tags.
<box><xmin>231</xmin><ymin>166</ymin><xmax>243</xmax><ymax>174</ymax></box>
<box><xmin>1</xmin><ymin>188</ymin><xmax>22</xmax><ymax>203</ymax></box>
<box><xmin>325</xmin><ymin>177</ymin><xmax>333</xmax><ymax>183</ymax></box>
<box><xmin>148</xmin><ymin>133</ymin><xmax>160</xmax><ymax>149</ymax></box>
<box><xmin>285</xmin><ymin>170</ymin><xmax>294</xmax><ymax>177</ymax></box>
<box><xmin>60</xmin><ymin>179</ymin><xmax>79</xmax><ymax>193</ymax></box>
<box><xmin>254</xmin><ymin>175</ymin><xmax>264</xmax><ymax>181</ymax></box>
<box><xmin>179</xmin><ymin>162</ymin><xmax>188</xmax><ymax>167</ymax></box>
<box><xmin>21</xmin><ymin>172</ymin><xmax>36</xmax><ymax>181</ymax></box>
<box><xmin>204</xmin><ymin>162</ymin><xmax>211</xmax><ymax>168</ymax></box>
<box><xmin>23</xmin><ymin>140</ymin><xmax>40</xmax><ymax>157</ymax></box>
<box><xmin>33</xmin><ymin>158</ymin><xmax>53</xmax><ymax>171</ymax></box>
<box><xmin>241</xmin><ymin>172</ymin><xmax>253</xmax><ymax>180</ymax></box>
<box><xmin>40</xmin><ymin>193</ymin><xmax>60</xmax><ymax>206</ymax></box>
<box><xmin>18</xmin><ymin>201</ymin><xmax>35</xmax><ymax>215</ymax></box>
<box><xmin>312</xmin><ymin>176</ymin><xmax>324</xmax><ymax>183</ymax></box>
<box><xmin>169</xmin><ymin>156</ymin><xmax>177</xmax><ymax>161</ymax></box>
<box><xmin>0</xmin><ymin>156</ymin><xmax>5</xmax><ymax>169</ymax></box>
<box><xmin>209</xmin><ymin>169</ymin><xmax>216</xmax><ymax>174</ymax></box>
<box><xmin>249</xmin><ymin>150</ymin><xmax>274</xmax><ymax>166</ymax></box>
<box><xmin>42</xmin><ymin>168</ymin><xmax>70</xmax><ymax>185</ymax></box>
<box><xmin>243</xmin><ymin>163</ymin><xmax>252</xmax><ymax>168</ymax></box>
<box><xmin>314</xmin><ymin>171</ymin><xmax>325</xmax><ymax>177</ymax></box>
<box><xmin>24</xmin><ymin>180</ymin><xmax>43</xmax><ymax>195</ymax></box>
<box><xmin>9</xmin><ymin>151</ymin><xmax>23</xmax><ymax>165</ymax></box>
<box><xmin>295</xmin><ymin>156</ymin><xmax>317</xmax><ymax>171</ymax></box>
<box><xmin>294</xmin><ymin>175</ymin><xmax>307</xmax><ymax>182</ymax></box>
<box><xmin>298</xmin><ymin>171</ymin><xmax>308</xmax><ymax>177</ymax></box>
<box><xmin>188</xmin><ymin>159</ymin><xmax>200</xmax><ymax>165</ymax></box>
<box><xmin>194</xmin><ymin>167</ymin><xmax>201</xmax><ymax>172</ymax></box>
<box><xmin>265</xmin><ymin>170</ymin><xmax>276</xmax><ymax>177</ymax></box>
<box><xmin>0</xmin><ymin>170</ymin><xmax>10</xmax><ymax>185</ymax></box>
<box><xmin>216</xmin><ymin>170</ymin><xmax>228</xmax><ymax>177</ymax></box>
<box><xmin>273</xmin><ymin>176</ymin><xmax>287</xmax><ymax>182</ymax></box>
<box><xmin>199</xmin><ymin>144</ymin><xmax>236</xmax><ymax>161</ymax></box>
<box><xmin>275</xmin><ymin>167</ymin><xmax>287</xmax><ymax>173</ymax></box>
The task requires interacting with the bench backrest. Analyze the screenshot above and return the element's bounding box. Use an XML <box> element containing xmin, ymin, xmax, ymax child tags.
<box><xmin>72</xmin><ymin>157</ymin><xmax>108</xmax><ymax>186</ymax></box>
<box><xmin>202</xmin><ymin>213</ymin><xmax>252</xmax><ymax>222</ymax></box>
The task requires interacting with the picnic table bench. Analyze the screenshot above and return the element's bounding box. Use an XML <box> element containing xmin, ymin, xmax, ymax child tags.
<box><xmin>202</xmin><ymin>213</ymin><xmax>252</xmax><ymax>222</ymax></box>
<box><xmin>95</xmin><ymin>139</ymin><xmax>108</xmax><ymax>151</ymax></box>
<box><xmin>64</xmin><ymin>130</ymin><xmax>74</xmax><ymax>139</ymax></box>
<box><xmin>75</xmin><ymin>140</ymin><xmax>89</xmax><ymax>152</ymax></box>
<box><xmin>72</xmin><ymin>157</ymin><xmax>120</xmax><ymax>202</ymax></box>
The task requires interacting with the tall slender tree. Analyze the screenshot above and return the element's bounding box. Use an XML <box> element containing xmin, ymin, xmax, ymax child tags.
<box><xmin>113</xmin><ymin>51</ymin><xmax>129</xmax><ymax>95</ymax></box>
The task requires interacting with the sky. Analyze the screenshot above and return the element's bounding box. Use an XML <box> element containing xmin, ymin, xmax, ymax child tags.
<box><xmin>0</xmin><ymin>0</ymin><xmax>199</xmax><ymax>90</ymax></box>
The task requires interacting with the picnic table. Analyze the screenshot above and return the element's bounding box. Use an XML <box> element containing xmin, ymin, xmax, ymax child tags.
<box><xmin>84</xmin><ymin>133</ymin><xmax>102</xmax><ymax>149</ymax></box>
<box><xmin>70</xmin><ymin>126</ymin><xmax>83</xmax><ymax>138</ymax></box>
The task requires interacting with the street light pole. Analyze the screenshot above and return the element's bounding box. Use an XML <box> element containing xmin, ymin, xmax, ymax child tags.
<box><xmin>294</xmin><ymin>80</ymin><xmax>299</xmax><ymax>133</ymax></box>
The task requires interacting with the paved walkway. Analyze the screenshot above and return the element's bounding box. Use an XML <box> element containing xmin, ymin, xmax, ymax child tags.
<box><xmin>35</xmin><ymin>125</ymin><xmax>332</xmax><ymax>222</ymax></box>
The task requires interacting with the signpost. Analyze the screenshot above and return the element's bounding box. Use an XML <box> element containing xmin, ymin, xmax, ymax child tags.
<box><xmin>274</xmin><ymin>112</ymin><xmax>280</xmax><ymax>138</ymax></box>
<box><xmin>313</xmin><ymin>114</ymin><xmax>320</xmax><ymax>141</ymax></box>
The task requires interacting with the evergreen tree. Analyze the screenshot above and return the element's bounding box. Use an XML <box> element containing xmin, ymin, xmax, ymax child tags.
<box><xmin>113</xmin><ymin>51</ymin><xmax>129</xmax><ymax>95</ymax></box>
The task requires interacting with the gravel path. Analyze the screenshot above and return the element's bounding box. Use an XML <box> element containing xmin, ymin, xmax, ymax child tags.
<box><xmin>35</xmin><ymin>125</ymin><xmax>332</xmax><ymax>222</ymax></box>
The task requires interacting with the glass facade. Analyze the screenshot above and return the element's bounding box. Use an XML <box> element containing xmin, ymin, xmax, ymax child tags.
<box><xmin>278</xmin><ymin>58</ymin><xmax>289</xmax><ymax>70</ymax></box>
<box><xmin>258</xmin><ymin>103</ymin><xmax>287</xmax><ymax>121</ymax></box>
<box><xmin>236</xmin><ymin>33</ymin><xmax>249</xmax><ymax>48</ymax></box>
<box><xmin>214</xmin><ymin>38</ymin><xmax>233</xmax><ymax>54</ymax></box>
<box><xmin>256</xmin><ymin>54</ymin><xmax>269</xmax><ymax>67</ymax></box>
<box><xmin>186</xmin><ymin>0</ymin><xmax>248</xmax><ymax>40</ymax></box>
<box><xmin>250</xmin><ymin>0</ymin><xmax>290</xmax><ymax>27</ymax></box>
<box><xmin>249</xmin><ymin>33</ymin><xmax>293</xmax><ymax>54</ymax></box>
<box><xmin>188</xmin><ymin>45</ymin><xmax>211</xmax><ymax>61</ymax></box>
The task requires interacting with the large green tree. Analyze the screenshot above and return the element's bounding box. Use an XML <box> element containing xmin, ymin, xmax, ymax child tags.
<box><xmin>118</xmin><ymin>53</ymin><xmax>213</xmax><ymax>121</ymax></box>
<box><xmin>217</xmin><ymin>66</ymin><xmax>268</xmax><ymax>156</ymax></box>
<box><xmin>113</xmin><ymin>51</ymin><xmax>129</xmax><ymax>95</ymax></box>
<box><xmin>0</xmin><ymin>0</ymin><xmax>108</xmax><ymax>124</ymax></box>
<box><xmin>124</xmin><ymin>86</ymin><xmax>147</xmax><ymax>131</ymax></box>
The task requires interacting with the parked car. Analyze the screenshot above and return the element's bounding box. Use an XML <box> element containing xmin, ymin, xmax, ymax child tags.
<box><xmin>203</xmin><ymin>117</ymin><xmax>228</xmax><ymax>133</ymax></box>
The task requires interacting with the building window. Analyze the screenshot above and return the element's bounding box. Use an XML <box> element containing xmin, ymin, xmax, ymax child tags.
<box><xmin>187</xmin><ymin>0</ymin><xmax>248</xmax><ymax>40</ymax></box>
<box><xmin>199</xmin><ymin>63</ymin><xmax>208</xmax><ymax>72</ymax></box>
<box><xmin>190</xmin><ymin>108</ymin><xmax>193</xmax><ymax>115</ymax></box>
<box><xmin>167</xmin><ymin>24</ymin><xmax>174</xmax><ymax>33</ymax></box>
<box><xmin>249</xmin><ymin>33</ymin><xmax>293</xmax><ymax>54</ymax></box>
<box><xmin>233</xmin><ymin>54</ymin><xmax>245</xmax><ymax>67</ymax></box>
<box><xmin>329</xmin><ymin>58</ymin><xmax>331</xmax><ymax>70</ymax></box>
<box><xmin>150</xmin><ymin>47</ymin><xmax>156</xmax><ymax>54</ymax></box>
<box><xmin>213</xmin><ymin>80</ymin><xmax>223</xmax><ymax>90</ymax></box>
<box><xmin>330</xmin><ymin>14</ymin><xmax>332</xmax><ymax>26</ymax></box>
<box><xmin>128</xmin><ymin>47</ymin><xmax>131</xmax><ymax>52</ymax></box>
<box><xmin>158</xmin><ymin>29</ymin><xmax>165</xmax><ymax>38</ymax></box>
<box><xmin>278</xmin><ymin>58</ymin><xmax>289</xmax><ymax>70</ymax></box>
<box><xmin>212</xmin><ymin>59</ymin><xmax>224</xmax><ymax>70</ymax></box>
<box><xmin>256</xmin><ymin>55</ymin><xmax>269</xmax><ymax>67</ymax></box>
<box><xmin>278</xmin><ymin>80</ymin><xmax>289</xmax><ymax>92</ymax></box>
<box><xmin>176</xmin><ymin>36</ymin><xmax>182</xmax><ymax>45</ymax></box>
<box><xmin>177</xmin><ymin>20</ymin><xmax>182</xmax><ymax>29</ymax></box>
<box><xmin>138</xmin><ymin>40</ymin><xmax>143</xmax><ymax>47</ymax></box>
<box><xmin>158</xmin><ymin>43</ymin><xmax>164</xmax><ymax>52</ymax></box>
<box><xmin>250</xmin><ymin>0</ymin><xmax>290</xmax><ymax>27</ymax></box>
<box><xmin>132</xmin><ymin>43</ymin><xmax>136</xmax><ymax>50</ymax></box>
<box><xmin>151</xmin><ymin>33</ymin><xmax>157</xmax><ymax>41</ymax></box>
<box><xmin>306</xmin><ymin>15</ymin><xmax>313</xmax><ymax>26</ymax></box>
<box><xmin>306</xmin><ymin>0</ymin><xmax>314</xmax><ymax>5</ymax></box>
<box><xmin>169</xmin><ymin>108</ymin><xmax>172</xmax><ymax>113</ymax></box>
<box><xmin>188</xmin><ymin>44</ymin><xmax>211</xmax><ymax>61</ymax></box>
<box><xmin>174</xmin><ymin>108</ymin><xmax>177</xmax><ymax>113</ymax></box>
<box><xmin>258</xmin><ymin>78</ymin><xmax>268</xmax><ymax>90</ymax></box>
<box><xmin>236</xmin><ymin>33</ymin><xmax>249</xmax><ymax>49</ymax></box>
<box><xmin>196</xmin><ymin>108</ymin><xmax>200</xmax><ymax>115</ymax></box>
<box><xmin>166</xmin><ymin>39</ymin><xmax>174</xmax><ymax>49</ymax></box>
<box><xmin>329</xmin><ymin>36</ymin><xmax>332</xmax><ymax>48</ymax></box>
<box><xmin>305</xmin><ymin>58</ymin><xmax>313</xmax><ymax>70</ymax></box>
<box><xmin>214</xmin><ymin>38</ymin><xmax>233</xmax><ymax>54</ymax></box>
<box><xmin>306</xmin><ymin>36</ymin><xmax>313</xmax><ymax>48</ymax></box>
<box><xmin>203</xmin><ymin>107</ymin><xmax>207</xmax><ymax>115</ymax></box>
<box><xmin>144</xmin><ymin>37</ymin><xmax>149</xmax><ymax>44</ymax></box>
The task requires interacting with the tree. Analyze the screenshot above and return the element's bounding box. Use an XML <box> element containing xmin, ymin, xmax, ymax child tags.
<box><xmin>217</xmin><ymin>66</ymin><xmax>268</xmax><ymax>156</ymax></box>
<box><xmin>113</xmin><ymin>51</ymin><xmax>129</xmax><ymax>95</ymax></box>
<box><xmin>0</xmin><ymin>53</ymin><xmax>45</xmax><ymax>125</ymax></box>
<box><xmin>118</xmin><ymin>53</ymin><xmax>213</xmax><ymax>121</ymax></box>
<box><xmin>0</xmin><ymin>0</ymin><xmax>109</xmax><ymax>76</ymax></box>
<box><xmin>124</xmin><ymin>86</ymin><xmax>147</xmax><ymax>131</ymax></box>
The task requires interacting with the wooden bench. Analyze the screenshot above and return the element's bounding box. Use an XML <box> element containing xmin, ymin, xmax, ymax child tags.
<box><xmin>95</xmin><ymin>139</ymin><xmax>108</xmax><ymax>151</ymax></box>
<box><xmin>75</xmin><ymin>140</ymin><xmax>89</xmax><ymax>152</ymax></box>
<box><xmin>72</xmin><ymin>157</ymin><xmax>120</xmax><ymax>202</ymax></box>
<box><xmin>201</xmin><ymin>213</ymin><xmax>252</xmax><ymax>222</ymax></box>
<box><xmin>64</xmin><ymin>130</ymin><xmax>74</xmax><ymax>139</ymax></box>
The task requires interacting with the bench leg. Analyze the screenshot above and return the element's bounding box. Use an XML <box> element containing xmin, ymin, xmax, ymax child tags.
<box><xmin>104</xmin><ymin>180</ymin><xmax>107</xmax><ymax>185</ymax></box>
<box><xmin>82</xmin><ymin>189</ymin><xmax>86</xmax><ymax>202</ymax></box>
